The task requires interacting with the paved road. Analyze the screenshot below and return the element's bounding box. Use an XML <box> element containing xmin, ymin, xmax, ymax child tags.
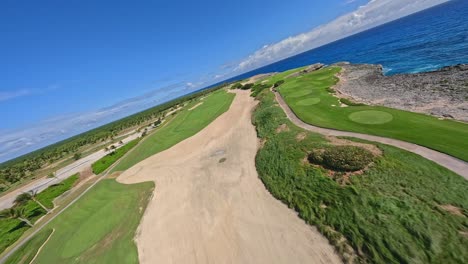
<box><xmin>274</xmin><ymin>90</ymin><xmax>468</xmax><ymax>179</ymax></box>
<box><xmin>0</xmin><ymin>132</ymin><xmax>141</xmax><ymax>210</ymax></box>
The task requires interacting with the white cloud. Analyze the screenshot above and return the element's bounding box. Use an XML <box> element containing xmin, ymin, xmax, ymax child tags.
<box><xmin>234</xmin><ymin>0</ymin><xmax>449</xmax><ymax>72</ymax></box>
<box><xmin>0</xmin><ymin>81</ymin><xmax>200</xmax><ymax>162</ymax></box>
<box><xmin>0</xmin><ymin>89</ymin><xmax>31</xmax><ymax>102</ymax></box>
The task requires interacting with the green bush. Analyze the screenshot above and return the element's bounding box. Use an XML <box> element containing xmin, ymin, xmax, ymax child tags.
<box><xmin>273</xmin><ymin>80</ymin><xmax>285</xmax><ymax>87</ymax></box>
<box><xmin>339</xmin><ymin>98</ymin><xmax>365</xmax><ymax>106</ymax></box>
<box><xmin>309</xmin><ymin>145</ymin><xmax>374</xmax><ymax>171</ymax></box>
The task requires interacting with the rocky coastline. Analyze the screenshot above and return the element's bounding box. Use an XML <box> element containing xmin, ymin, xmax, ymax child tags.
<box><xmin>332</xmin><ymin>62</ymin><xmax>468</xmax><ymax>122</ymax></box>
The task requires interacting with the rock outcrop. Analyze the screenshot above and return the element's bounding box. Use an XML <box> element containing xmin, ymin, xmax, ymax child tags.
<box><xmin>332</xmin><ymin>63</ymin><xmax>468</xmax><ymax>122</ymax></box>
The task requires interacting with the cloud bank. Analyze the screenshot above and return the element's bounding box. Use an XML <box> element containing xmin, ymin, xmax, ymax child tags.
<box><xmin>234</xmin><ymin>0</ymin><xmax>449</xmax><ymax>72</ymax></box>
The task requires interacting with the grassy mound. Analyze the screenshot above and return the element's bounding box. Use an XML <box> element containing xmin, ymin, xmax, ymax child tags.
<box><xmin>309</xmin><ymin>145</ymin><xmax>374</xmax><ymax>171</ymax></box>
<box><xmin>253</xmin><ymin>89</ymin><xmax>468</xmax><ymax>263</ymax></box>
<box><xmin>349</xmin><ymin>110</ymin><xmax>393</xmax><ymax>124</ymax></box>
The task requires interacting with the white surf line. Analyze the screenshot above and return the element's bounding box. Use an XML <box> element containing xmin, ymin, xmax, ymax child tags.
<box><xmin>273</xmin><ymin>89</ymin><xmax>468</xmax><ymax>179</ymax></box>
<box><xmin>28</xmin><ymin>228</ymin><xmax>55</xmax><ymax>264</ymax></box>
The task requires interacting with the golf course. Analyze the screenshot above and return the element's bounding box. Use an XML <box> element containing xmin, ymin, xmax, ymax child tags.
<box><xmin>271</xmin><ymin>67</ymin><xmax>468</xmax><ymax>161</ymax></box>
<box><xmin>2</xmin><ymin>68</ymin><xmax>467</xmax><ymax>264</ymax></box>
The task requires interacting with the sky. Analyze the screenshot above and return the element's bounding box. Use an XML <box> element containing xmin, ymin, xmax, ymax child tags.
<box><xmin>0</xmin><ymin>0</ymin><xmax>448</xmax><ymax>162</ymax></box>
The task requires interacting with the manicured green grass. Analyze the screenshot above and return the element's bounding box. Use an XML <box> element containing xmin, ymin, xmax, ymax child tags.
<box><xmin>4</xmin><ymin>228</ymin><xmax>53</xmax><ymax>264</ymax></box>
<box><xmin>92</xmin><ymin>139</ymin><xmax>140</xmax><ymax>174</ymax></box>
<box><xmin>253</xmin><ymin>90</ymin><xmax>468</xmax><ymax>263</ymax></box>
<box><xmin>0</xmin><ymin>174</ymin><xmax>79</xmax><ymax>254</ymax></box>
<box><xmin>273</xmin><ymin>66</ymin><xmax>468</xmax><ymax>161</ymax></box>
<box><xmin>112</xmin><ymin>89</ymin><xmax>235</xmax><ymax>172</ymax></box>
<box><xmin>25</xmin><ymin>179</ymin><xmax>153</xmax><ymax>264</ymax></box>
<box><xmin>36</xmin><ymin>174</ymin><xmax>79</xmax><ymax>209</ymax></box>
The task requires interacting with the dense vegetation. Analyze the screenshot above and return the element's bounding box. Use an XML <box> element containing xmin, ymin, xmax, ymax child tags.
<box><xmin>112</xmin><ymin>89</ymin><xmax>235</xmax><ymax>172</ymax></box>
<box><xmin>0</xmin><ymin>83</ymin><xmax>229</xmax><ymax>188</ymax></box>
<box><xmin>17</xmin><ymin>180</ymin><xmax>153</xmax><ymax>264</ymax></box>
<box><xmin>0</xmin><ymin>174</ymin><xmax>79</xmax><ymax>254</ymax></box>
<box><xmin>4</xmin><ymin>228</ymin><xmax>54</xmax><ymax>264</ymax></box>
<box><xmin>308</xmin><ymin>146</ymin><xmax>374</xmax><ymax>172</ymax></box>
<box><xmin>253</xmin><ymin>90</ymin><xmax>468</xmax><ymax>263</ymax></box>
<box><xmin>271</xmin><ymin>66</ymin><xmax>468</xmax><ymax>161</ymax></box>
<box><xmin>91</xmin><ymin>139</ymin><xmax>140</xmax><ymax>174</ymax></box>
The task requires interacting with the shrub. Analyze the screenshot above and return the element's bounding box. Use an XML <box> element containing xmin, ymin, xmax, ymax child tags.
<box><xmin>273</xmin><ymin>80</ymin><xmax>285</xmax><ymax>88</ymax></box>
<box><xmin>308</xmin><ymin>145</ymin><xmax>374</xmax><ymax>171</ymax></box>
<box><xmin>340</xmin><ymin>98</ymin><xmax>365</xmax><ymax>106</ymax></box>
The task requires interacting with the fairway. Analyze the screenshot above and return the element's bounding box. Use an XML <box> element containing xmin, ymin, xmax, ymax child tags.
<box><xmin>112</xmin><ymin>89</ymin><xmax>235</xmax><ymax>172</ymax></box>
<box><xmin>8</xmin><ymin>180</ymin><xmax>153</xmax><ymax>264</ymax></box>
<box><xmin>349</xmin><ymin>110</ymin><xmax>393</xmax><ymax>124</ymax></box>
<box><xmin>273</xmin><ymin>67</ymin><xmax>468</xmax><ymax>161</ymax></box>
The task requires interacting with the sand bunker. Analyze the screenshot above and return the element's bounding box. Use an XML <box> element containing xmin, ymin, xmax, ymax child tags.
<box><xmin>118</xmin><ymin>90</ymin><xmax>340</xmax><ymax>264</ymax></box>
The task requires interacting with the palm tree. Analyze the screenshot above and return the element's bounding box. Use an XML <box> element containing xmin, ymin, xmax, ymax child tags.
<box><xmin>0</xmin><ymin>208</ymin><xmax>33</xmax><ymax>227</ymax></box>
<box><xmin>15</xmin><ymin>191</ymin><xmax>50</xmax><ymax>213</ymax></box>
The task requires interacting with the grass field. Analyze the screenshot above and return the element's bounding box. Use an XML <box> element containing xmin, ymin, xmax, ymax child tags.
<box><xmin>4</xmin><ymin>228</ymin><xmax>53</xmax><ymax>264</ymax></box>
<box><xmin>112</xmin><ymin>89</ymin><xmax>235</xmax><ymax>172</ymax></box>
<box><xmin>267</xmin><ymin>67</ymin><xmax>468</xmax><ymax>161</ymax></box>
<box><xmin>0</xmin><ymin>174</ymin><xmax>79</xmax><ymax>254</ymax></box>
<box><xmin>7</xmin><ymin>179</ymin><xmax>154</xmax><ymax>264</ymax></box>
<box><xmin>253</xmin><ymin>90</ymin><xmax>468</xmax><ymax>263</ymax></box>
<box><xmin>92</xmin><ymin>139</ymin><xmax>140</xmax><ymax>174</ymax></box>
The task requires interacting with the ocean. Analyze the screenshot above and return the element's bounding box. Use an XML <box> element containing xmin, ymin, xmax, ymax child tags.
<box><xmin>231</xmin><ymin>0</ymin><xmax>468</xmax><ymax>79</ymax></box>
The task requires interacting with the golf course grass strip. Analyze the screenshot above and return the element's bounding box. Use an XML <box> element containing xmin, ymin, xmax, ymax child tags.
<box><xmin>253</xmin><ymin>89</ymin><xmax>468</xmax><ymax>263</ymax></box>
<box><xmin>27</xmin><ymin>179</ymin><xmax>153</xmax><ymax>264</ymax></box>
<box><xmin>4</xmin><ymin>228</ymin><xmax>53</xmax><ymax>264</ymax></box>
<box><xmin>92</xmin><ymin>138</ymin><xmax>140</xmax><ymax>174</ymax></box>
<box><xmin>276</xmin><ymin>66</ymin><xmax>468</xmax><ymax>161</ymax></box>
<box><xmin>112</xmin><ymin>89</ymin><xmax>235</xmax><ymax>172</ymax></box>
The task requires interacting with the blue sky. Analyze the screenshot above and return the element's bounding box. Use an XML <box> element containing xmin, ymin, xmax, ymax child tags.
<box><xmin>0</xmin><ymin>0</ymin><xmax>447</xmax><ymax>162</ymax></box>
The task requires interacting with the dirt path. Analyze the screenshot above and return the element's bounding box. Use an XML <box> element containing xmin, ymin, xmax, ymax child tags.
<box><xmin>118</xmin><ymin>90</ymin><xmax>341</xmax><ymax>264</ymax></box>
<box><xmin>273</xmin><ymin>90</ymin><xmax>468</xmax><ymax>179</ymax></box>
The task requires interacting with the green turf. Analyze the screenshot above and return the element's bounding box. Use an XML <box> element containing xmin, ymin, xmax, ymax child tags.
<box><xmin>0</xmin><ymin>174</ymin><xmax>79</xmax><ymax>254</ymax></box>
<box><xmin>112</xmin><ymin>89</ymin><xmax>235</xmax><ymax>172</ymax></box>
<box><xmin>253</xmin><ymin>90</ymin><xmax>468</xmax><ymax>263</ymax></box>
<box><xmin>272</xmin><ymin>66</ymin><xmax>468</xmax><ymax>161</ymax></box>
<box><xmin>4</xmin><ymin>229</ymin><xmax>53</xmax><ymax>264</ymax></box>
<box><xmin>36</xmin><ymin>174</ymin><xmax>79</xmax><ymax>209</ymax></box>
<box><xmin>26</xmin><ymin>179</ymin><xmax>153</xmax><ymax>264</ymax></box>
<box><xmin>92</xmin><ymin>139</ymin><xmax>140</xmax><ymax>174</ymax></box>
<box><xmin>349</xmin><ymin>110</ymin><xmax>393</xmax><ymax>124</ymax></box>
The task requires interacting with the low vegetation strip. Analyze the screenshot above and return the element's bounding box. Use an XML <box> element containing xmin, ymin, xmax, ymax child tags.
<box><xmin>24</xmin><ymin>180</ymin><xmax>153</xmax><ymax>264</ymax></box>
<box><xmin>253</xmin><ymin>90</ymin><xmax>468</xmax><ymax>263</ymax></box>
<box><xmin>0</xmin><ymin>174</ymin><xmax>79</xmax><ymax>254</ymax></box>
<box><xmin>112</xmin><ymin>89</ymin><xmax>235</xmax><ymax>172</ymax></box>
<box><xmin>92</xmin><ymin>139</ymin><xmax>140</xmax><ymax>174</ymax></box>
<box><xmin>4</xmin><ymin>228</ymin><xmax>53</xmax><ymax>264</ymax></box>
<box><xmin>271</xmin><ymin>66</ymin><xmax>468</xmax><ymax>161</ymax></box>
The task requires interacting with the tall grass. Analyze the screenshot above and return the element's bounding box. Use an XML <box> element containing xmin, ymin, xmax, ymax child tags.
<box><xmin>253</xmin><ymin>90</ymin><xmax>468</xmax><ymax>263</ymax></box>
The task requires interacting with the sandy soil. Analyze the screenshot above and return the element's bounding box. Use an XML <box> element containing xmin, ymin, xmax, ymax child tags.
<box><xmin>117</xmin><ymin>90</ymin><xmax>341</xmax><ymax>264</ymax></box>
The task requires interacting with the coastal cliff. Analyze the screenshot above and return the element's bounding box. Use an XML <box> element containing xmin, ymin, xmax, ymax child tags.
<box><xmin>333</xmin><ymin>63</ymin><xmax>468</xmax><ymax>122</ymax></box>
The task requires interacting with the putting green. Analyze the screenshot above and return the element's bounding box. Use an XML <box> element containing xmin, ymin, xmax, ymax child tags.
<box><xmin>296</xmin><ymin>98</ymin><xmax>321</xmax><ymax>106</ymax></box>
<box><xmin>349</xmin><ymin>110</ymin><xmax>393</xmax><ymax>124</ymax></box>
<box><xmin>288</xmin><ymin>90</ymin><xmax>312</xmax><ymax>98</ymax></box>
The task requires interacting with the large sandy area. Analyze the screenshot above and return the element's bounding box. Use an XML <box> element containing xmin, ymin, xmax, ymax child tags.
<box><xmin>118</xmin><ymin>90</ymin><xmax>341</xmax><ymax>264</ymax></box>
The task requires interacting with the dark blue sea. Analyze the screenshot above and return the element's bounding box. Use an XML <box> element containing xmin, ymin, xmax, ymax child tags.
<box><xmin>230</xmin><ymin>0</ymin><xmax>468</xmax><ymax>79</ymax></box>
